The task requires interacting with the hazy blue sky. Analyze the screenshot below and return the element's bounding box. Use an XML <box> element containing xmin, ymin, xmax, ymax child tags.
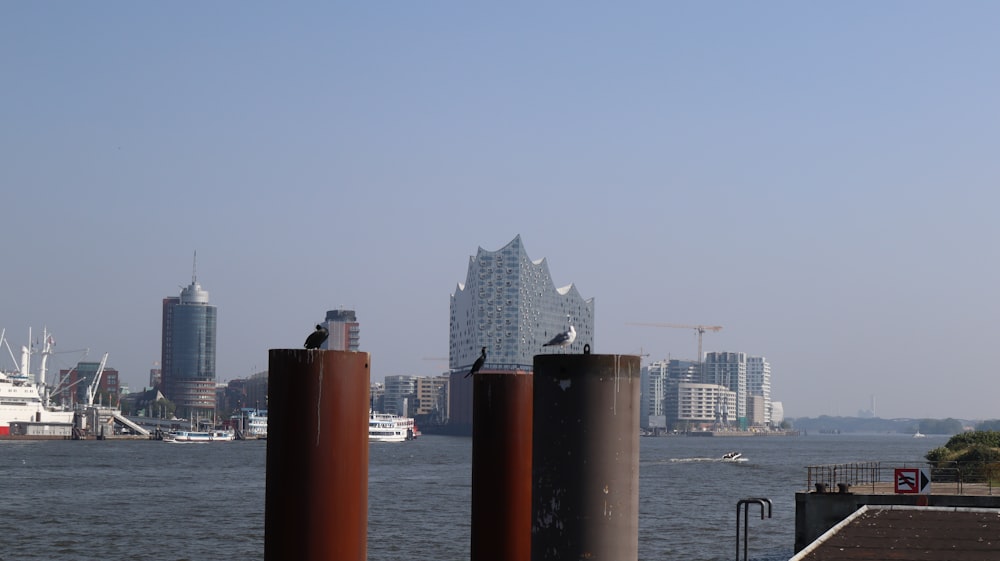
<box><xmin>3</xmin><ymin>3</ymin><xmax>999</xmax><ymax>420</ymax></box>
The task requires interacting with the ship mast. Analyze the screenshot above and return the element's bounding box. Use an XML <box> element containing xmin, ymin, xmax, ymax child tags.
<box><xmin>20</xmin><ymin>327</ymin><xmax>31</xmax><ymax>379</ymax></box>
<box><xmin>38</xmin><ymin>327</ymin><xmax>52</xmax><ymax>386</ymax></box>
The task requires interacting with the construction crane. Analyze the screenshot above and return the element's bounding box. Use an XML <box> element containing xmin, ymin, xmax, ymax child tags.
<box><xmin>626</xmin><ymin>323</ymin><xmax>723</xmax><ymax>362</ymax></box>
<box><xmin>86</xmin><ymin>353</ymin><xmax>109</xmax><ymax>406</ymax></box>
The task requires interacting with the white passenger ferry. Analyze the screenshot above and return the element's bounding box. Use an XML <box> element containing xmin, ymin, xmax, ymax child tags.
<box><xmin>369</xmin><ymin>411</ymin><xmax>417</xmax><ymax>443</ymax></box>
<box><xmin>163</xmin><ymin>429</ymin><xmax>235</xmax><ymax>443</ymax></box>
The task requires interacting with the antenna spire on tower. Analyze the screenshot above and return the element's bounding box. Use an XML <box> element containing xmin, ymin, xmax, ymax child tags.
<box><xmin>192</xmin><ymin>250</ymin><xmax>198</xmax><ymax>284</ymax></box>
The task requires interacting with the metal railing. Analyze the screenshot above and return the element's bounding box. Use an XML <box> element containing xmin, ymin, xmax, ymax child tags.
<box><xmin>806</xmin><ymin>461</ymin><xmax>881</xmax><ymax>492</ymax></box>
<box><xmin>805</xmin><ymin>461</ymin><xmax>1000</xmax><ymax>495</ymax></box>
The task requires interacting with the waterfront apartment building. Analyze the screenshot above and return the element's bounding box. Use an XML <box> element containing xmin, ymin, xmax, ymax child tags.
<box><xmin>321</xmin><ymin>309</ymin><xmax>360</xmax><ymax>351</ymax></box>
<box><xmin>659</xmin><ymin>359</ymin><xmax>700</xmax><ymax>431</ymax></box>
<box><xmin>676</xmin><ymin>382</ymin><xmax>737</xmax><ymax>428</ymax></box>
<box><xmin>654</xmin><ymin>353</ymin><xmax>774</xmax><ymax>431</ymax></box>
<box><xmin>642</xmin><ymin>360</ymin><xmax>671</xmax><ymax>430</ymax></box>
<box><xmin>703</xmin><ymin>352</ymin><xmax>747</xmax><ymax>427</ymax></box>
<box><xmin>383</xmin><ymin>375</ymin><xmax>417</xmax><ymax>416</ymax></box>
<box><xmin>639</xmin><ymin>360</ymin><xmax>684</xmax><ymax>430</ymax></box>
<box><xmin>747</xmin><ymin>356</ymin><xmax>772</xmax><ymax>426</ymax></box>
<box><xmin>747</xmin><ymin>395</ymin><xmax>766</xmax><ymax>426</ymax></box>
<box><xmin>771</xmin><ymin>401</ymin><xmax>784</xmax><ymax>426</ymax></box>
<box><xmin>414</xmin><ymin>375</ymin><xmax>449</xmax><ymax>419</ymax></box>
<box><xmin>448</xmin><ymin>235</ymin><xmax>595</xmax><ymax>432</ymax></box>
<box><xmin>652</xmin><ymin>353</ymin><xmax>781</xmax><ymax>430</ymax></box>
<box><xmin>161</xmin><ymin>270</ymin><xmax>218</xmax><ymax>419</ymax></box>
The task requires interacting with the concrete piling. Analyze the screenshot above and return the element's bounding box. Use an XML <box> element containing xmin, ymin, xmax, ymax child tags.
<box><xmin>531</xmin><ymin>353</ymin><xmax>641</xmax><ymax>561</ymax></box>
<box><xmin>265</xmin><ymin>349</ymin><xmax>370</xmax><ymax>561</ymax></box>
<box><xmin>470</xmin><ymin>370</ymin><xmax>533</xmax><ymax>561</ymax></box>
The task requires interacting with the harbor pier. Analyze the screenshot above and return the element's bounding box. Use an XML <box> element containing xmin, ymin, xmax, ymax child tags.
<box><xmin>795</xmin><ymin>461</ymin><xmax>1000</xmax><ymax>552</ymax></box>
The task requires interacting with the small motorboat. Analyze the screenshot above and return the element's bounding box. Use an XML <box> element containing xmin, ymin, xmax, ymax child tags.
<box><xmin>721</xmin><ymin>451</ymin><xmax>743</xmax><ymax>461</ymax></box>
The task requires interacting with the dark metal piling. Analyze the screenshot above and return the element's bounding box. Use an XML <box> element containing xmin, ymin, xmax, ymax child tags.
<box><xmin>470</xmin><ymin>370</ymin><xmax>533</xmax><ymax>561</ymax></box>
<box><xmin>265</xmin><ymin>349</ymin><xmax>370</xmax><ymax>561</ymax></box>
<box><xmin>531</xmin><ymin>353</ymin><xmax>641</xmax><ymax>561</ymax></box>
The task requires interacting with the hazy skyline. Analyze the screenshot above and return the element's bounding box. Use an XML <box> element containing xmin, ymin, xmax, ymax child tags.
<box><xmin>4</xmin><ymin>3</ymin><xmax>999</xmax><ymax>419</ymax></box>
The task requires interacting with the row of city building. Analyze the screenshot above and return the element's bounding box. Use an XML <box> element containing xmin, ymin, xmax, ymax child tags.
<box><xmin>192</xmin><ymin>350</ymin><xmax>786</xmax><ymax>436</ymax></box>
<box><xmin>641</xmin><ymin>354</ymin><xmax>785</xmax><ymax>434</ymax></box>
<box><xmin>151</xmin><ymin>236</ymin><xmax>595</xmax><ymax>424</ymax></box>
<box><xmin>70</xmin><ymin>235</ymin><xmax>781</xmax><ymax>431</ymax></box>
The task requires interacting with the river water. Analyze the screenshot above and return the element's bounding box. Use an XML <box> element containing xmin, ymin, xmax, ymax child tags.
<box><xmin>0</xmin><ymin>433</ymin><xmax>946</xmax><ymax>561</ymax></box>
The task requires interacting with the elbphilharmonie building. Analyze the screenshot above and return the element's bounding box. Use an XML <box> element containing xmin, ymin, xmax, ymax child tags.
<box><xmin>449</xmin><ymin>235</ymin><xmax>594</xmax><ymax>373</ymax></box>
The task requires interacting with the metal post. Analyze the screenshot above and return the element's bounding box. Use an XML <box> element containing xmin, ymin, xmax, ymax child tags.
<box><xmin>471</xmin><ymin>370</ymin><xmax>533</xmax><ymax>561</ymax></box>
<box><xmin>265</xmin><ymin>349</ymin><xmax>370</xmax><ymax>561</ymax></box>
<box><xmin>531</xmin><ymin>353</ymin><xmax>641</xmax><ymax>561</ymax></box>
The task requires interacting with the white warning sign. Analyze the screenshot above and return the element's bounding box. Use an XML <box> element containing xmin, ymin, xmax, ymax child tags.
<box><xmin>894</xmin><ymin>468</ymin><xmax>931</xmax><ymax>494</ymax></box>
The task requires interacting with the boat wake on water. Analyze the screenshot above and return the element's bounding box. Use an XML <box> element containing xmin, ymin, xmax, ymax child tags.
<box><xmin>670</xmin><ymin>457</ymin><xmax>748</xmax><ymax>463</ymax></box>
<box><xmin>645</xmin><ymin>452</ymin><xmax>749</xmax><ymax>464</ymax></box>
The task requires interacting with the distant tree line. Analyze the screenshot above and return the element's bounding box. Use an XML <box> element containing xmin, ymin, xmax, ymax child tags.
<box><xmin>789</xmin><ymin>416</ymin><xmax>964</xmax><ymax>435</ymax></box>
<box><xmin>975</xmin><ymin>420</ymin><xmax>1000</xmax><ymax>431</ymax></box>
<box><xmin>918</xmin><ymin>418</ymin><xmax>965</xmax><ymax>435</ymax></box>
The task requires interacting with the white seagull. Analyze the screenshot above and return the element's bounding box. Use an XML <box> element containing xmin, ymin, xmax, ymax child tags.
<box><xmin>543</xmin><ymin>325</ymin><xmax>576</xmax><ymax>348</ymax></box>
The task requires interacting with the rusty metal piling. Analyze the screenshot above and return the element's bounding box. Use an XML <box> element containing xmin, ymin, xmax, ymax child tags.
<box><xmin>470</xmin><ymin>370</ymin><xmax>533</xmax><ymax>561</ymax></box>
<box><xmin>531</xmin><ymin>353</ymin><xmax>642</xmax><ymax>561</ymax></box>
<box><xmin>265</xmin><ymin>349</ymin><xmax>370</xmax><ymax>561</ymax></box>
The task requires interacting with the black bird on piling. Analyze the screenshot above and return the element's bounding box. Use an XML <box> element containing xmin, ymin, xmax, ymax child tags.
<box><xmin>304</xmin><ymin>324</ymin><xmax>329</xmax><ymax>349</ymax></box>
<box><xmin>465</xmin><ymin>347</ymin><xmax>487</xmax><ymax>378</ymax></box>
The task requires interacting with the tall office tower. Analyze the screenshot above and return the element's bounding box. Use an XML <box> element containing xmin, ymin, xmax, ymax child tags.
<box><xmin>321</xmin><ymin>309</ymin><xmax>360</xmax><ymax>351</ymax></box>
<box><xmin>703</xmin><ymin>352</ymin><xmax>747</xmax><ymax>427</ymax></box>
<box><xmin>450</xmin><ymin>235</ymin><xmax>594</xmax><ymax>373</ymax></box>
<box><xmin>161</xmin><ymin>262</ymin><xmax>218</xmax><ymax>420</ymax></box>
<box><xmin>746</xmin><ymin>356</ymin><xmax>772</xmax><ymax>426</ymax></box>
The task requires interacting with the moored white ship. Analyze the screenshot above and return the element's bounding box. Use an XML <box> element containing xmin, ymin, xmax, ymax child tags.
<box><xmin>369</xmin><ymin>411</ymin><xmax>417</xmax><ymax>443</ymax></box>
<box><xmin>163</xmin><ymin>429</ymin><xmax>235</xmax><ymax>443</ymax></box>
<box><xmin>0</xmin><ymin>328</ymin><xmax>74</xmax><ymax>436</ymax></box>
<box><xmin>245</xmin><ymin>408</ymin><xmax>267</xmax><ymax>439</ymax></box>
